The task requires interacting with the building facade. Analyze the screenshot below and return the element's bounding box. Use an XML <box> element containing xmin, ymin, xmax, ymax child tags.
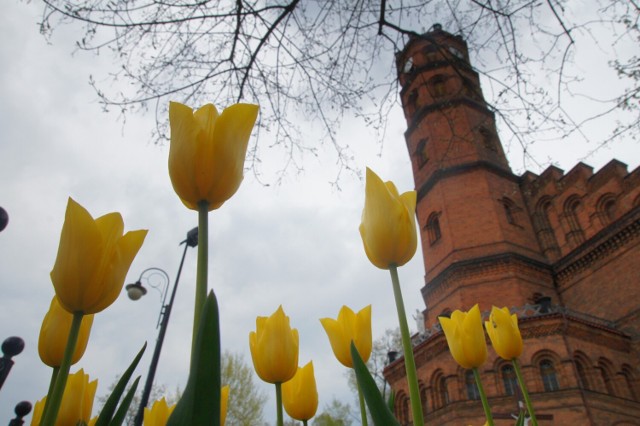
<box><xmin>384</xmin><ymin>25</ymin><xmax>640</xmax><ymax>425</ymax></box>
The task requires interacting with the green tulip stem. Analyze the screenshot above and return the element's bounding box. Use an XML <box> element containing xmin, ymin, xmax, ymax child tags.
<box><xmin>512</xmin><ymin>358</ymin><xmax>538</xmax><ymax>426</ymax></box>
<box><xmin>389</xmin><ymin>265</ymin><xmax>424</xmax><ymax>425</ymax></box>
<box><xmin>357</xmin><ymin>382</ymin><xmax>369</xmax><ymax>426</ymax></box>
<box><xmin>303</xmin><ymin>421</ymin><xmax>308</xmax><ymax>426</ymax></box>
<box><xmin>40</xmin><ymin>312</ymin><xmax>83</xmax><ymax>426</ymax></box>
<box><xmin>472</xmin><ymin>367</ymin><xmax>495</xmax><ymax>426</ymax></box>
<box><xmin>275</xmin><ymin>382</ymin><xmax>284</xmax><ymax>426</ymax></box>
<box><xmin>192</xmin><ymin>200</ymin><xmax>209</xmax><ymax>353</ymax></box>
<box><xmin>40</xmin><ymin>367</ymin><xmax>59</xmax><ymax>423</ymax></box>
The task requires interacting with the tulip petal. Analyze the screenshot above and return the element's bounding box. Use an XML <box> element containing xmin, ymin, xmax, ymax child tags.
<box><xmin>205</xmin><ymin>103</ymin><xmax>259</xmax><ymax>210</ymax></box>
<box><xmin>89</xmin><ymin>229</ymin><xmax>148</xmax><ymax>314</ymax></box>
<box><xmin>320</xmin><ymin>317</ymin><xmax>352</xmax><ymax>367</ymax></box>
<box><xmin>51</xmin><ymin>198</ymin><xmax>103</xmax><ymax>313</ymax></box>
<box><xmin>169</xmin><ymin>102</ymin><xmax>200</xmax><ymax>209</ymax></box>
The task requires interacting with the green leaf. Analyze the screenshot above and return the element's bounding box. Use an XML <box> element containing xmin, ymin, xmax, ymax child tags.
<box><xmin>351</xmin><ymin>342</ymin><xmax>401</xmax><ymax>426</ymax></box>
<box><xmin>110</xmin><ymin>376</ymin><xmax>141</xmax><ymax>426</ymax></box>
<box><xmin>386</xmin><ymin>389</ymin><xmax>395</xmax><ymax>414</ymax></box>
<box><xmin>96</xmin><ymin>343</ymin><xmax>147</xmax><ymax>426</ymax></box>
<box><xmin>515</xmin><ymin>410</ymin><xmax>525</xmax><ymax>426</ymax></box>
<box><xmin>167</xmin><ymin>291</ymin><xmax>221</xmax><ymax>426</ymax></box>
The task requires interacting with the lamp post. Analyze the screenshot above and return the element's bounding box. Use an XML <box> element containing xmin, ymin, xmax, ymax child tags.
<box><xmin>0</xmin><ymin>207</ymin><xmax>8</xmax><ymax>232</ymax></box>
<box><xmin>127</xmin><ymin>227</ymin><xmax>198</xmax><ymax>426</ymax></box>
<box><xmin>8</xmin><ymin>401</ymin><xmax>32</xmax><ymax>426</ymax></box>
<box><xmin>0</xmin><ymin>336</ymin><xmax>25</xmax><ymax>391</ymax></box>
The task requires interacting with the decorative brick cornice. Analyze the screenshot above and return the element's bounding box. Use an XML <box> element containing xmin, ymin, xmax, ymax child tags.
<box><xmin>421</xmin><ymin>252</ymin><xmax>551</xmax><ymax>301</ymax></box>
<box><xmin>405</xmin><ymin>98</ymin><xmax>494</xmax><ymax>138</ymax></box>
<box><xmin>415</xmin><ymin>160</ymin><xmax>517</xmax><ymax>202</ymax></box>
<box><xmin>554</xmin><ymin>207</ymin><xmax>640</xmax><ymax>283</ymax></box>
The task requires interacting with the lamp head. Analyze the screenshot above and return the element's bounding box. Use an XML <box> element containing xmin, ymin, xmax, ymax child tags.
<box><xmin>126</xmin><ymin>281</ymin><xmax>147</xmax><ymax>301</ymax></box>
<box><xmin>186</xmin><ymin>227</ymin><xmax>198</xmax><ymax>247</ymax></box>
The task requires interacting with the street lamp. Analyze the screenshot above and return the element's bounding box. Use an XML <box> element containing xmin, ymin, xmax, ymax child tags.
<box><xmin>8</xmin><ymin>401</ymin><xmax>32</xmax><ymax>426</ymax></box>
<box><xmin>0</xmin><ymin>336</ymin><xmax>25</xmax><ymax>391</ymax></box>
<box><xmin>0</xmin><ymin>207</ymin><xmax>8</xmax><ymax>232</ymax></box>
<box><xmin>127</xmin><ymin>227</ymin><xmax>198</xmax><ymax>426</ymax></box>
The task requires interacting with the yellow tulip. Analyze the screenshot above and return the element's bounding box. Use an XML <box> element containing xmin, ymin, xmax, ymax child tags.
<box><xmin>282</xmin><ymin>362</ymin><xmax>318</xmax><ymax>421</ymax></box>
<box><xmin>38</xmin><ymin>296</ymin><xmax>94</xmax><ymax>367</ymax></box>
<box><xmin>221</xmin><ymin>385</ymin><xmax>229</xmax><ymax>426</ymax></box>
<box><xmin>50</xmin><ymin>198</ymin><xmax>147</xmax><ymax>315</ymax></box>
<box><xmin>168</xmin><ymin>101</ymin><xmax>259</xmax><ymax>211</ymax></box>
<box><xmin>320</xmin><ymin>305</ymin><xmax>372</xmax><ymax>368</ymax></box>
<box><xmin>359</xmin><ymin>167</ymin><xmax>417</xmax><ymax>269</ymax></box>
<box><xmin>30</xmin><ymin>398</ymin><xmax>44</xmax><ymax>426</ymax></box>
<box><xmin>249</xmin><ymin>306</ymin><xmax>299</xmax><ymax>384</ymax></box>
<box><xmin>485</xmin><ymin>306</ymin><xmax>523</xmax><ymax>360</ymax></box>
<box><xmin>31</xmin><ymin>369</ymin><xmax>98</xmax><ymax>426</ymax></box>
<box><xmin>144</xmin><ymin>398</ymin><xmax>176</xmax><ymax>426</ymax></box>
<box><xmin>438</xmin><ymin>304</ymin><xmax>487</xmax><ymax>369</ymax></box>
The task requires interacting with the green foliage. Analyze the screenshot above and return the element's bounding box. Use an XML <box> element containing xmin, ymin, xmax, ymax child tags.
<box><xmin>220</xmin><ymin>350</ymin><xmax>267</xmax><ymax>425</ymax></box>
<box><xmin>311</xmin><ymin>399</ymin><xmax>353</xmax><ymax>426</ymax></box>
<box><xmin>166</xmin><ymin>291</ymin><xmax>221</xmax><ymax>426</ymax></box>
<box><xmin>351</xmin><ymin>342</ymin><xmax>400</xmax><ymax>426</ymax></box>
<box><xmin>95</xmin><ymin>343</ymin><xmax>146</xmax><ymax>426</ymax></box>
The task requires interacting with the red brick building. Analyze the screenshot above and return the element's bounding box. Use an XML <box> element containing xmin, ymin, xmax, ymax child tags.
<box><xmin>384</xmin><ymin>25</ymin><xmax>640</xmax><ymax>425</ymax></box>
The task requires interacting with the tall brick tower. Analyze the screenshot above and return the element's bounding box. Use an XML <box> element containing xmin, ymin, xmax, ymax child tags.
<box><xmin>385</xmin><ymin>25</ymin><xmax>640</xmax><ymax>425</ymax></box>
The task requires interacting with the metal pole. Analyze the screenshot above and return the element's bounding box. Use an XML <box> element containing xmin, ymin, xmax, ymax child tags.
<box><xmin>133</xmin><ymin>239</ymin><xmax>191</xmax><ymax>426</ymax></box>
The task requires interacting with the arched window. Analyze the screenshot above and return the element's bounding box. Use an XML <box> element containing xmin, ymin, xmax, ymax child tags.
<box><xmin>597</xmin><ymin>194</ymin><xmax>617</xmax><ymax>226</ymax></box>
<box><xmin>540</xmin><ymin>360</ymin><xmax>560</xmax><ymax>391</ymax></box>
<box><xmin>574</xmin><ymin>356</ymin><xmax>591</xmax><ymax>390</ymax></box>
<box><xmin>466</xmin><ymin>370</ymin><xmax>480</xmax><ymax>400</ymax></box>
<box><xmin>420</xmin><ymin>385</ymin><xmax>429</xmax><ymax>414</ymax></box>
<box><xmin>501</xmin><ymin>197</ymin><xmax>519</xmax><ymax>225</ymax></box>
<box><xmin>415</xmin><ymin>138</ymin><xmax>429</xmax><ymax>168</ymax></box>
<box><xmin>479</xmin><ymin>127</ymin><xmax>497</xmax><ymax>152</ymax></box>
<box><xmin>564</xmin><ymin>196</ymin><xmax>585</xmax><ymax>246</ymax></box>
<box><xmin>502</xmin><ymin>365</ymin><xmax>518</xmax><ymax>396</ymax></box>
<box><xmin>428</xmin><ymin>74</ymin><xmax>448</xmax><ymax>98</ymax></box>
<box><xmin>621</xmin><ymin>365</ymin><xmax>637</xmax><ymax>401</ymax></box>
<box><xmin>426</xmin><ymin>212</ymin><xmax>442</xmax><ymax>244</ymax></box>
<box><xmin>432</xmin><ymin>371</ymin><xmax>449</xmax><ymax>409</ymax></box>
<box><xmin>396</xmin><ymin>393</ymin><xmax>409</xmax><ymax>424</ymax></box>
<box><xmin>599</xmin><ymin>360</ymin><xmax>617</xmax><ymax>396</ymax></box>
<box><xmin>438</xmin><ymin>376</ymin><xmax>449</xmax><ymax>406</ymax></box>
<box><xmin>534</xmin><ymin>198</ymin><xmax>559</xmax><ymax>258</ymax></box>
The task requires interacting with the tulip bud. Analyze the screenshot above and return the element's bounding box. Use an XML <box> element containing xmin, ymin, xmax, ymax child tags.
<box><xmin>320</xmin><ymin>305</ymin><xmax>372</xmax><ymax>368</ymax></box>
<box><xmin>359</xmin><ymin>168</ymin><xmax>417</xmax><ymax>269</ymax></box>
<box><xmin>168</xmin><ymin>101</ymin><xmax>259</xmax><ymax>211</ymax></box>
<box><xmin>439</xmin><ymin>304</ymin><xmax>487</xmax><ymax>369</ymax></box>
<box><xmin>282</xmin><ymin>362</ymin><xmax>318</xmax><ymax>421</ymax></box>
<box><xmin>38</xmin><ymin>296</ymin><xmax>94</xmax><ymax>367</ymax></box>
<box><xmin>50</xmin><ymin>198</ymin><xmax>147</xmax><ymax>315</ymax></box>
<box><xmin>249</xmin><ymin>306</ymin><xmax>299</xmax><ymax>384</ymax></box>
<box><xmin>485</xmin><ymin>306</ymin><xmax>523</xmax><ymax>360</ymax></box>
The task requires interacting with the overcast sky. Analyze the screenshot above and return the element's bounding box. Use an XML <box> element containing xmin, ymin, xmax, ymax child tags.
<box><xmin>1</xmin><ymin>1</ymin><xmax>638</xmax><ymax>424</ymax></box>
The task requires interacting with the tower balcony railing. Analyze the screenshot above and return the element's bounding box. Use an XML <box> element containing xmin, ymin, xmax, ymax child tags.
<box><xmin>410</xmin><ymin>302</ymin><xmax>619</xmax><ymax>348</ymax></box>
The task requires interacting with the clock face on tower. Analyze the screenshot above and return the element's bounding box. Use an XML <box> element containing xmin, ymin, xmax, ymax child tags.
<box><xmin>448</xmin><ymin>46</ymin><xmax>464</xmax><ymax>59</ymax></box>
